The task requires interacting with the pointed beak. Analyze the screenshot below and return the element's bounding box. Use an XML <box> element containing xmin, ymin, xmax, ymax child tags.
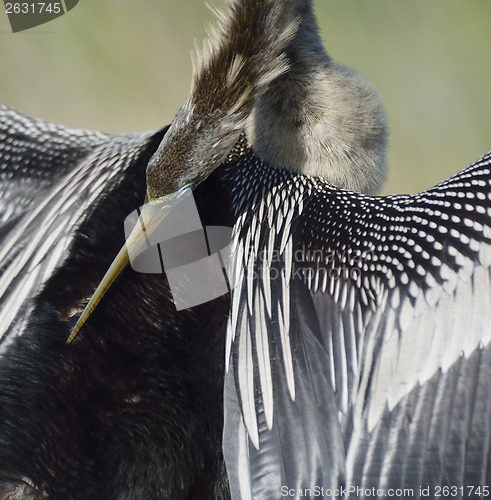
<box><xmin>66</xmin><ymin>187</ymin><xmax>193</xmax><ymax>344</ymax></box>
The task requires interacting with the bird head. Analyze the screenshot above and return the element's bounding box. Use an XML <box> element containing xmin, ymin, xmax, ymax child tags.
<box><xmin>66</xmin><ymin>0</ymin><xmax>297</xmax><ymax>343</ymax></box>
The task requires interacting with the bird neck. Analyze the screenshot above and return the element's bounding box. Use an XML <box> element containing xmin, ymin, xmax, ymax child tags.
<box><xmin>247</xmin><ymin>0</ymin><xmax>388</xmax><ymax>195</ymax></box>
<box><xmin>288</xmin><ymin>0</ymin><xmax>329</xmax><ymax>64</ymax></box>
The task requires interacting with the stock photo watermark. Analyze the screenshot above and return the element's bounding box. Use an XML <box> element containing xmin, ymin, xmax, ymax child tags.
<box><xmin>123</xmin><ymin>190</ymin><xmax>375</xmax><ymax>311</ymax></box>
<box><xmin>280</xmin><ymin>484</ymin><xmax>490</xmax><ymax>498</ymax></box>
<box><xmin>124</xmin><ymin>190</ymin><xmax>233</xmax><ymax>311</ymax></box>
<box><xmin>3</xmin><ymin>0</ymin><xmax>79</xmax><ymax>32</ymax></box>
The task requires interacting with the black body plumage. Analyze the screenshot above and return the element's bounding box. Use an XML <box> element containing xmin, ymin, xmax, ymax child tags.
<box><xmin>0</xmin><ymin>106</ymin><xmax>235</xmax><ymax>498</ymax></box>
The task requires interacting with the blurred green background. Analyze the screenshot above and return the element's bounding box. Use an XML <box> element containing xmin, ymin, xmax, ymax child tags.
<box><xmin>1</xmin><ymin>0</ymin><xmax>490</xmax><ymax>195</ymax></box>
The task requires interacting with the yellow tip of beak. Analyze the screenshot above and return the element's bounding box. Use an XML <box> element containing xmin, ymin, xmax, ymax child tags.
<box><xmin>65</xmin><ymin>244</ymin><xmax>130</xmax><ymax>344</ymax></box>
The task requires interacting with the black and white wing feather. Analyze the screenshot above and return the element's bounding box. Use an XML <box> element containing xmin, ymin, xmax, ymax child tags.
<box><xmin>223</xmin><ymin>149</ymin><xmax>491</xmax><ymax>499</ymax></box>
<box><xmin>0</xmin><ymin>105</ymin><xmax>165</xmax><ymax>347</ymax></box>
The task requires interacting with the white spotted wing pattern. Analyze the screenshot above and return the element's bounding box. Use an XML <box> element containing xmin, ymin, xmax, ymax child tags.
<box><xmin>223</xmin><ymin>147</ymin><xmax>491</xmax><ymax>499</ymax></box>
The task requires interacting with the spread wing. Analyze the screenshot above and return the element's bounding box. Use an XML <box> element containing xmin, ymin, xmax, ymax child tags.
<box><xmin>0</xmin><ymin>105</ymin><xmax>166</xmax><ymax>348</ymax></box>
<box><xmin>223</xmin><ymin>150</ymin><xmax>491</xmax><ymax>499</ymax></box>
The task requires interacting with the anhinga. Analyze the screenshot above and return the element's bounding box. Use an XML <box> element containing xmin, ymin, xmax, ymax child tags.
<box><xmin>0</xmin><ymin>0</ymin><xmax>490</xmax><ymax>499</ymax></box>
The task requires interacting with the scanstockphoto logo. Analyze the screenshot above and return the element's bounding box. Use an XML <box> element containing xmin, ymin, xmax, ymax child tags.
<box><xmin>3</xmin><ymin>0</ymin><xmax>79</xmax><ymax>32</ymax></box>
<box><xmin>124</xmin><ymin>190</ymin><xmax>234</xmax><ymax>311</ymax></box>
